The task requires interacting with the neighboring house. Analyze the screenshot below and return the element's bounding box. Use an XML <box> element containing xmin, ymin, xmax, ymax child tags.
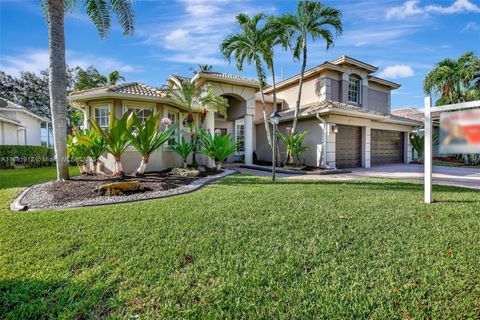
<box><xmin>68</xmin><ymin>55</ymin><xmax>422</xmax><ymax>172</ymax></box>
<box><xmin>0</xmin><ymin>97</ymin><xmax>52</xmax><ymax>147</ymax></box>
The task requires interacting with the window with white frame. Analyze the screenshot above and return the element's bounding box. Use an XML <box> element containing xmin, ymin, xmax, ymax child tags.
<box><xmin>93</xmin><ymin>106</ymin><xmax>109</xmax><ymax>128</ymax></box>
<box><xmin>348</xmin><ymin>77</ymin><xmax>361</xmax><ymax>104</ymax></box>
<box><xmin>235</xmin><ymin>119</ymin><xmax>245</xmax><ymax>154</ymax></box>
<box><xmin>125</xmin><ymin>105</ymin><xmax>154</xmax><ymax>124</ymax></box>
<box><xmin>40</xmin><ymin>122</ymin><xmax>48</xmax><ymax>147</ymax></box>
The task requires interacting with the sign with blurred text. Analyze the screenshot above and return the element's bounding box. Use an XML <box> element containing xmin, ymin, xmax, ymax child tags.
<box><xmin>440</xmin><ymin>109</ymin><xmax>480</xmax><ymax>154</ymax></box>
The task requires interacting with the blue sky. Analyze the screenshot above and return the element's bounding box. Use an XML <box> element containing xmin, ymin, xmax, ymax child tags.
<box><xmin>0</xmin><ymin>0</ymin><xmax>479</xmax><ymax>109</ymax></box>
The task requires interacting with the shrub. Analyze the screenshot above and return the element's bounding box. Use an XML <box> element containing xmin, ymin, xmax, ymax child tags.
<box><xmin>169</xmin><ymin>135</ymin><xmax>194</xmax><ymax>168</ymax></box>
<box><xmin>0</xmin><ymin>145</ymin><xmax>54</xmax><ymax>168</ymax></box>
<box><xmin>67</xmin><ymin>132</ymin><xmax>90</xmax><ymax>174</ymax></box>
<box><xmin>276</xmin><ymin>130</ymin><xmax>309</xmax><ymax>165</ymax></box>
<box><xmin>198</xmin><ymin>130</ymin><xmax>237</xmax><ymax>170</ymax></box>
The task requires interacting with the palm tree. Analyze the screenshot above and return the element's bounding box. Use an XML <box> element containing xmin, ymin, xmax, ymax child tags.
<box><xmin>44</xmin><ymin>0</ymin><xmax>134</xmax><ymax>180</ymax></box>
<box><xmin>220</xmin><ymin>13</ymin><xmax>276</xmax><ymax>150</ymax></box>
<box><xmin>167</xmin><ymin>77</ymin><xmax>228</xmax><ymax>167</ymax></box>
<box><xmin>190</xmin><ymin>64</ymin><xmax>213</xmax><ymax>74</ymax></box>
<box><xmin>126</xmin><ymin>113</ymin><xmax>177</xmax><ymax>175</ymax></box>
<box><xmin>279</xmin><ymin>0</ymin><xmax>342</xmax><ymax>134</ymax></box>
<box><xmin>424</xmin><ymin>52</ymin><xmax>480</xmax><ymax>105</ymax></box>
<box><xmin>108</xmin><ymin>70</ymin><xmax>126</xmax><ymax>85</ymax></box>
<box><xmin>91</xmin><ymin>112</ymin><xmax>134</xmax><ymax>176</ymax></box>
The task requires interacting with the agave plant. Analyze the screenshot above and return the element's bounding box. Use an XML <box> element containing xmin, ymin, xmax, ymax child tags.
<box><xmin>126</xmin><ymin>113</ymin><xmax>178</xmax><ymax>175</ymax></box>
<box><xmin>67</xmin><ymin>130</ymin><xmax>89</xmax><ymax>174</ymax></box>
<box><xmin>91</xmin><ymin>112</ymin><xmax>134</xmax><ymax>176</ymax></box>
<box><xmin>78</xmin><ymin>128</ymin><xmax>107</xmax><ymax>174</ymax></box>
<box><xmin>169</xmin><ymin>134</ymin><xmax>195</xmax><ymax>168</ymax></box>
<box><xmin>199</xmin><ymin>130</ymin><xmax>238</xmax><ymax>170</ymax></box>
<box><xmin>277</xmin><ymin>130</ymin><xmax>309</xmax><ymax>165</ymax></box>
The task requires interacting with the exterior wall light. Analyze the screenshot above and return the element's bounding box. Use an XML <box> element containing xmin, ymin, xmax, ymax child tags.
<box><xmin>331</xmin><ymin>123</ymin><xmax>338</xmax><ymax>133</ymax></box>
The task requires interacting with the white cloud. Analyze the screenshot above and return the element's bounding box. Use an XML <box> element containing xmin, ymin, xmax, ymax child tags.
<box><xmin>139</xmin><ymin>0</ymin><xmax>276</xmax><ymax>65</ymax></box>
<box><xmin>378</xmin><ymin>65</ymin><xmax>414</xmax><ymax>79</ymax></box>
<box><xmin>341</xmin><ymin>26</ymin><xmax>416</xmax><ymax>46</ymax></box>
<box><xmin>386</xmin><ymin>0</ymin><xmax>480</xmax><ymax>19</ymax></box>
<box><xmin>0</xmin><ymin>49</ymin><xmax>143</xmax><ymax>76</ymax></box>
<box><xmin>462</xmin><ymin>21</ymin><xmax>480</xmax><ymax>32</ymax></box>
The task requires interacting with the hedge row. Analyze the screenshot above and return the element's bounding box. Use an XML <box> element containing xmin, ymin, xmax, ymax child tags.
<box><xmin>0</xmin><ymin>145</ymin><xmax>55</xmax><ymax>168</ymax></box>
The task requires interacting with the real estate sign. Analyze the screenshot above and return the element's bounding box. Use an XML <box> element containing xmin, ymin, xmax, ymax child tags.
<box><xmin>440</xmin><ymin>109</ymin><xmax>480</xmax><ymax>154</ymax></box>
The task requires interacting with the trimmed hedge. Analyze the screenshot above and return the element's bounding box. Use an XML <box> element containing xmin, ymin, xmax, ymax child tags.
<box><xmin>0</xmin><ymin>145</ymin><xmax>55</xmax><ymax>168</ymax></box>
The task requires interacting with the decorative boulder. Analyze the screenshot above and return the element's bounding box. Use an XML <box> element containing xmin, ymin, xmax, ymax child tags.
<box><xmin>96</xmin><ymin>181</ymin><xmax>144</xmax><ymax>196</ymax></box>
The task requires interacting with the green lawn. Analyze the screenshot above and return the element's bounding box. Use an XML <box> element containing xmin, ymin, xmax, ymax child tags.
<box><xmin>0</xmin><ymin>167</ymin><xmax>479</xmax><ymax>319</ymax></box>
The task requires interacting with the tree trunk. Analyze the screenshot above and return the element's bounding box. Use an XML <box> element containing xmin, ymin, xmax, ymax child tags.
<box><xmin>136</xmin><ymin>156</ymin><xmax>149</xmax><ymax>175</ymax></box>
<box><xmin>47</xmin><ymin>0</ymin><xmax>69</xmax><ymax>180</ymax></box>
<box><xmin>291</xmin><ymin>42</ymin><xmax>307</xmax><ymax>135</ymax></box>
<box><xmin>216</xmin><ymin>162</ymin><xmax>222</xmax><ymax>171</ymax></box>
<box><xmin>255</xmin><ymin>63</ymin><xmax>273</xmax><ymax>149</ymax></box>
<box><xmin>114</xmin><ymin>157</ymin><xmax>124</xmax><ymax>176</ymax></box>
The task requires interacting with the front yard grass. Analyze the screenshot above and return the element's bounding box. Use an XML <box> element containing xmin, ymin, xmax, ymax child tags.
<box><xmin>0</xmin><ymin>167</ymin><xmax>479</xmax><ymax>319</ymax></box>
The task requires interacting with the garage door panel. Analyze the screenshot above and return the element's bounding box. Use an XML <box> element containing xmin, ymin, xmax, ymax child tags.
<box><xmin>336</xmin><ymin>125</ymin><xmax>362</xmax><ymax>168</ymax></box>
<box><xmin>371</xmin><ymin>129</ymin><xmax>404</xmax><ymax>165</ymax></box>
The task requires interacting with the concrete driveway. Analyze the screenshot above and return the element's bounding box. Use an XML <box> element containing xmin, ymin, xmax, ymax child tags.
<box><xmin>227</xmin><ymin>163</ymin><xmax>480</xmax><ymax>189</ymax></box>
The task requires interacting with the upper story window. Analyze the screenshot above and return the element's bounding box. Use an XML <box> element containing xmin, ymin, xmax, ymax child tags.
<box><xmin>348</xmin><ymin>77</ymin><xmax>361</xmax><ymax>104</ymax></box>
<box><xmin>93</xmin><ymin>106</ymin><xmax>110</xmax><ymax>128</ymax></box>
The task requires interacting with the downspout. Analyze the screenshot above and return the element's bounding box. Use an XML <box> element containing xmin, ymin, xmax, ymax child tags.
<box><xmin>316</xmin><ymin>113</ymin><xmax>333</xmax><ymax>169</ymax></box>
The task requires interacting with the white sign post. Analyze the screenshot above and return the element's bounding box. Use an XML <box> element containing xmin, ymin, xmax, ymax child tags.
<box><xmin>423</xmin><ymin>98</ymin><xmax>480</xmax><ymax>204</ymax></box>
<box><xmin>424</xmin><ymin>97</ymin><xmax>433</xmax><ymax>203</ymax></box>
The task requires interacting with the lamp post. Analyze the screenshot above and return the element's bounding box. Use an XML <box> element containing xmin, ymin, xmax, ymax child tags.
<box><xmin>269</xmin><ymin>111</ymin><xmax>281</xmax><ymax>182</ymax></box>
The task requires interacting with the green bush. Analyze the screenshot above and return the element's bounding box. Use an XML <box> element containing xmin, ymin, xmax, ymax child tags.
<box><xmin>0</xmin><ymin>145</ymin><xmax>54</xmax><ymax>169</ymax></box>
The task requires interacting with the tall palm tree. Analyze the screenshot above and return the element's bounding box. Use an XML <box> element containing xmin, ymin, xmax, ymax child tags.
<box><xmin>220</xmin><ymin>13</ymin><xmax>276</xmax><ymax>149</ymax></box>
<box><xmin>167</xmin><ymin>77</ymin><xmax>228</xmax><ymax>167</ymax></box>
<box><xmin>279</xmin><ymin>0</ymin><xmax>342</xmax><ymax>134</ymax></box>
<box><xmin>44</xmin><ymin>0</ymin><xmax>134</xmax><ymax>180</ymax></box>
<box><xmin>424</xmin><ymin>51</ymin><xmax>480</xmax><ymax>105</ymax></box>
<box><xmin>108</xmin><ymin>70</ymin><xmax>126</xmax><ymax>85</ymax></box>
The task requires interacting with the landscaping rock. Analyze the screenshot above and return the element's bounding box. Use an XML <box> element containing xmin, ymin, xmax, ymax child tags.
<box><xmin>169</xmin><ymin>167</ymin><xmax>200</xmax><ymax>177</ymax></box>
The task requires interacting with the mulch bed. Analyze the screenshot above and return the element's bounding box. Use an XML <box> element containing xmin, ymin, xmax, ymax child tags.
<box><xmin>21</xmin><ymin>169</ymin><xmax>222</xmax><ymax>209</ymax></box>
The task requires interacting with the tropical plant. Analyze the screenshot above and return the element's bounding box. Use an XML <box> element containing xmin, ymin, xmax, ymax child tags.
<box><xmin>424</xmin><ymin>51</ymin><xmax>480</xmax><ymax>105</ymax></box>
<box><xmin>43</xmin><ymin>0</ymin><xmax>134</xmax><ymax>180</ymax></box>
<box><xmin>67</xmin><ymin>130</ymin><xmax>89</xmax><ymax>174</ymax></box>
<box><xmin>108</xmin><ymin>70</ymin><xmax>125</xmax><ymax>85</ymax></box>
<box><xmin>91</xmin><ymin>112</ymin><xmax>134</xmax><ymax>176</ymax></box>
<box><xmin>276</xmin><ymin>130</ymin><xmax>309</xmax><ymax>165</ymax></box>
<box><xmin>279</xmin><ymin>0</ymin><xmax>342</xmax><ymax>134</ymax></box>
<box><xmin>169</xmin><ymin>135</ymin><xmax>195</xmax><ymax>168</ymax></box>
<box><xmin>126</xmin><ymin>113</ymin><xmax>177</xmax><ymax>175</ymax></box>
<box><xmin>410</xmin><ymin>133</ymin><xmax>439</xmax><ymax>161</ymax></box>
<box><xmin>198</xmin><ymin>130</ymin><xmax>238</xmax><ymax>170</ymax></box>
<box><xmin>190</xmin><ymin>64</ymin><xmax>213</xmax><ymax>74</ymax></box>
<box><xmin>78</xmin><ymin>128</ymin><xmax>107</xmax><ymax>174</ymax></box>
<box><xmin>220</xmin><ymin>13</ymin><xmax>275</xmax><ymax>150</ymax></box>
<box><xmin>167</xmin><ymin>77</ymin><xmax>228</xmax><ymax>167</ymax></box>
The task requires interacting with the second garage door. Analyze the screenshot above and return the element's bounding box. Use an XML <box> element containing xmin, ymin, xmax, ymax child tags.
<box><xmin>371</xmin><ymin>130</ymin><xmax>404</xmax><ymax>165</ymax></box>
<box><xmin>336</xmin><ymin>125</ymin><xmax>362</xmax><ymax>168</ymax></box>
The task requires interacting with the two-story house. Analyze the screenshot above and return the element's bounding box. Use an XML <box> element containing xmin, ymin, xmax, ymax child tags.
<box><xmin>68</xmin><ymin>55</ymin><xmax>421</xmax><ymax>172</ymax></box>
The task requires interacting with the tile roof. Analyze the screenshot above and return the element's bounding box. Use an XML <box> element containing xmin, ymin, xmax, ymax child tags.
<box><xmin>0</xmin><ymin>97</ymin><xmax>25</xmax><ymax>110</ymax></box>
<box><xmin>69</xmin><ymin>82</ymin><xmax>167</xmax><ymax>98</ymax></box>
<box><xmin>276</xmin><ymin>100</ymin><xmax>422</xmax><ymax>126</ymax></box>
<box><xmin>200</xmin><ymin>71</ymin><xmax>259</xmax><ymax>84</ymax></box>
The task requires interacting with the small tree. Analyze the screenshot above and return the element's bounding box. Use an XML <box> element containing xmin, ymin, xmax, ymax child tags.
<box><xmin>199</xmin><ymin>130</ymin><xmax>238</xmax><ymax>170</ymax></box>
<box><xmin>91</xmin><ymin>112</ymin><xmax>133</xmax><ymax>176</ymax></box>
<box><xmin>126</xmin><ymin>113</ymin><xmax>177</xmax><ymax>175</ymax></box>
<box><xmin>78</xmin><ymin>128</ymin><xmax>107</xmax><ymax>174</ymax></box>
<box><xmin>67</xmin><ymin>130</ymin><xmax>89</xmax><ymax>174</ymax></box>
<box><xmin>277</xmin><ymin>130</ymin><xmax>309</xmax><ymax>166</ymax></box>
<box><xmin>169</xmin><ymin>135</ymin><xmax>195</xmax><ymax>168</ymax></box>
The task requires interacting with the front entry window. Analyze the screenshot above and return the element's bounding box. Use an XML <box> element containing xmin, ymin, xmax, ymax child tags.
<box><xmin>235</xmin><ymin>119</ymin><xmax>245</xmax><ymax>155</ymax></box>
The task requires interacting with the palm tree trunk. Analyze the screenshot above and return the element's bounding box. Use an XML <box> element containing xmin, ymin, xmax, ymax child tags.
<box><xmin>255</xmin><ymin>63</ymin><xmax>273</xmax><ymax>149</ymax></box>
<box><xmin>136</xmin><ymin>156</ymin><xmax>149</xmax><ymax>175</ymax></box>
<box><xmin>47</xmin><ymin>0</ymin><xmax>69</xmax><ymax>180</ymax></box>
<box><xmin>292</xmin><ymin>43</ymin><xmax>307</xmax><ymax>134</ymax></box>
<box><xmin>114</xmin><ymin>156</ymin><xmax>124</xmax><ymax>176</ymax></box>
